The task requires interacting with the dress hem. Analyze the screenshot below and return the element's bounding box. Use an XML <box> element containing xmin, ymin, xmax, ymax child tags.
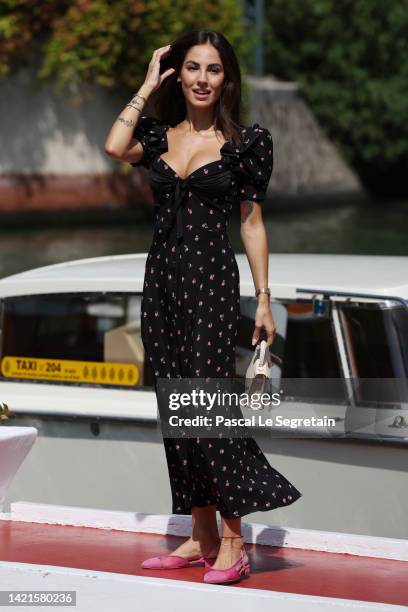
<box><xmin>172</xmin><ymin>492</ymin><xmax>302</xmax><ymax>520</ymax></box>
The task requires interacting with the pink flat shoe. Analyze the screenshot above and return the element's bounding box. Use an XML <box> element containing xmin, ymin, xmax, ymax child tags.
<box><xmin>141</xmin><ymin>554</ymin><xmax>217</xmax><ymax>569</ymax></box>
<box><xmin>203</xmin><ymin>549</ymin><xmax>250</xmax><ymax>584</ymax></box>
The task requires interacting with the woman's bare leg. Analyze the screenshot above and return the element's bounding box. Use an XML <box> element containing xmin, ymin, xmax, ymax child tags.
<box><xmin>210</xmin><ymin>516</ymin><xmax>248</xmax><ymax>570</ymax></box>
<box><xmin>169</xmin><ymin>505</ymin><xmax>220</xmax><ymax>559</ymax></box>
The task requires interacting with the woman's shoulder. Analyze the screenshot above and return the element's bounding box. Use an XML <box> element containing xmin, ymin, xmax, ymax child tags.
<box><xmin>130</xmin><ymin>115</ymin><xmax>168</xmax><ymax>169</ymax></box>
<box><xmin>133</xmin><ymin>114</ymin><xmax>168</xmax><ymax>137</ymax></box>
<box><xmin>222</xmin><ymin>122</ymin><xmax>274</xmax><ymax>200</ymax></box>
<box><xmin>238</xmin><ymin>122</ymin><xmax>273</xmax><ymax>150</ymax></box>
<box><xmin>223</xmin><ymin>122</ymin><xmax>273</xmax><ymax>162</ymax></box>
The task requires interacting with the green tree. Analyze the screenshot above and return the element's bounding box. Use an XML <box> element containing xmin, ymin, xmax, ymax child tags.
<box><xmin>264</xmin><ymin>0</ymin><xmax>408</xmax><ymax>195</ymax></box>
<box><xmin>0</xmin><ymin>0</ymin><xmax>249</xmax><ymax>94</ymax></box>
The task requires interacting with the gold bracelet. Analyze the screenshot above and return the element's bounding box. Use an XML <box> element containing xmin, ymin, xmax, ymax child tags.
<box><xmin>132</xmin><ymin>92</ymin><xmax>147</xmax><ymax>101</ymax></box>
<box><xmin>126</xmin><ymin>102</ymin><xmax>142</xmax><ymax>111</ymax></box>
<box><xmin>255</xmin><ymin>287</ymin><xmax>270</xmax><ymax>297</ymax></box>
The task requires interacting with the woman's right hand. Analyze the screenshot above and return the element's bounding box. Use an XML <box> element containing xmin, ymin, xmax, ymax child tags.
<box><xmin>143</xmin><ymin>44</ymin><xmax>175</xmax><ymax>94</ymax></box>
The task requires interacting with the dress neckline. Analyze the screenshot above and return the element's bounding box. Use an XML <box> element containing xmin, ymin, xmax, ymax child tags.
<box><xmin>159</xmin><ymin>123</ymin><xmax>234</xmax><ymax>182</ymax></box>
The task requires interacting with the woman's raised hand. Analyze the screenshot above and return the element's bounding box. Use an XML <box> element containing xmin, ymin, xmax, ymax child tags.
<box><xmin>143</xmin><ymin>44</ymin><xmax>175</xmax><ymax>94</ymax></box>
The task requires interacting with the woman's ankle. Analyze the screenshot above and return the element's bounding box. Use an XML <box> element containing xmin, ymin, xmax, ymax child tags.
<box><xmin>220</xmin><ymin>535</ymin><xmax>244</xmax><ymax>548</ymax></box>
<box><xmin>189</xmin><ymin>533</ymin><xmax>220</xmax><ymax>555</ymax></box>
<box><xmin>191</xmin><ymin>530</ymin><xmax>220</xmax><ymax>544</ymax></box>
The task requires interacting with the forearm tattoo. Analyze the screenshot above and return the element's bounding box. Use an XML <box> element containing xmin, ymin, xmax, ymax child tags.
<box><xmin>241</xmin><ymin>200</ymin><xmax>254</xmax><ymax>223</ymax></box>
<box><xmin>117</xmin><ymin>116</ymin><xmax>136</xmax><ymax>128</ymax></box>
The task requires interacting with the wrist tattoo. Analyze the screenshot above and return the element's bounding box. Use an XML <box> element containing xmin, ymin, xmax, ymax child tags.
<box><xmin>241</xmin><ymin>200</ymin><xmax>254</xmax><ymax>223</ymax></box>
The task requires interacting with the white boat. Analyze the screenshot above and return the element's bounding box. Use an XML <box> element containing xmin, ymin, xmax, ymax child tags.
<box><xmin>0</xmin><ymin>253</ymin><xmax>407</xmax><ymax>538</ymax></box>
<box><xmin>0</xmin><ymin>253</ymin><xmax>407</xmax><ymax>610</ymax></box>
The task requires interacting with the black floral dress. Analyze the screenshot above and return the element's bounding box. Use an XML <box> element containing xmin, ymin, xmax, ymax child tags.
<box><xmin>130</xmin><ymin>115</ymin><xmax>302</xmax><ymax>519</ymax></box>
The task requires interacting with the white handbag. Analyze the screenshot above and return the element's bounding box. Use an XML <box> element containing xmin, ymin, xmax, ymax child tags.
<box><xmin>244</xmin><ymin>340</ymin><xmax>282</xmax><ymax>409</ymax></box>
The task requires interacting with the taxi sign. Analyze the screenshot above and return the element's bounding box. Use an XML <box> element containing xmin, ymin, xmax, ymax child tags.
<box><xmin>1</xmin><ymin>356</ymin><xmax>139</xmax><ymax>386</ymax></box>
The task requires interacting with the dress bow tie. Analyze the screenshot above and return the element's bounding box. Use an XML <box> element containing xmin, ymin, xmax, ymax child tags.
<box><xmin>174</xmin><ymin>178</ymin><xmax>189</xmax><ymax>242</ymax></box>
<box><xmin>154</xmin><ymin>177</ymin><xmax>189</xmax><ymax>242</ymax></box>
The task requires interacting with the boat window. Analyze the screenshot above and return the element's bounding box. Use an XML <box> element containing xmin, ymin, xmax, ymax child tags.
<box><xmin>340</xmin><ymin>304</ymin><xmax>408</xmax><ymax>378</ymax></box>
<box><xmin>282</xmin><ymin>302</ymin><xmax>341</xmax><ymax>378</ymax></box>
<box><xmin>339</xmin><ymin>303</ymin><xmax>408</xmax><ymax>405</ymax></box>
<box><xmin>0</xmin><ymin>293</ymin><xmax>155</xmax><ymax>389</ymax></box>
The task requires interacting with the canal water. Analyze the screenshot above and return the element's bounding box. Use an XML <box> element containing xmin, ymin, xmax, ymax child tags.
<box><xmin>0</xmin><ymin>198</ymin><xmax>407</xmax><ymax>279</ymax></box>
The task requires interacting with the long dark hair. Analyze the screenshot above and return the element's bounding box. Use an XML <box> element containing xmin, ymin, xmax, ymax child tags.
<box><xmin>152</xmin><ymin>29</ymin><xmax>243</xmax><ymax>147</ymax></box>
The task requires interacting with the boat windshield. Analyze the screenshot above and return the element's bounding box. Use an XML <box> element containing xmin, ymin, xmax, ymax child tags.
<box><xmin>339</xmin><ymin>303</ymin><xmax>408</xmax><ymax>378</ymax></box>
<box><xmin>339</xmin><ymin>303</ymin><xmax>408</xmax><ymax>407</ymax></box>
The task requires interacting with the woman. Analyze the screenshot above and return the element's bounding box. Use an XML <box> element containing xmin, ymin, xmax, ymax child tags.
<box><xmin>105</xmin><ymin>29</ymin><xmax>302</xmax><ymax>585</ymax></box>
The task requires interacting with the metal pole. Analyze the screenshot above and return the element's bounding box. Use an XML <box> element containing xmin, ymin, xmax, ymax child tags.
<box><xmin>254</xmin><ymin>0</ymin><xmax>264</xmax><ymax>75</ymax></box>
<box><xmin>243</xmin><ymin>0</ymin><xmax>264</xmax><ymax>75</ymax></box>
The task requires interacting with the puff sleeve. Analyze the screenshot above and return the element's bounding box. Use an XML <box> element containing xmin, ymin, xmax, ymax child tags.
<box><xmin>238</xmin><ymin>124</ymin><xmax>274</xmax><ymax>203</ymax></box>
<box><xmin>130</xmin><ymin>115</ymin><xmax>167</xmax><ymax>169</ymax></box>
